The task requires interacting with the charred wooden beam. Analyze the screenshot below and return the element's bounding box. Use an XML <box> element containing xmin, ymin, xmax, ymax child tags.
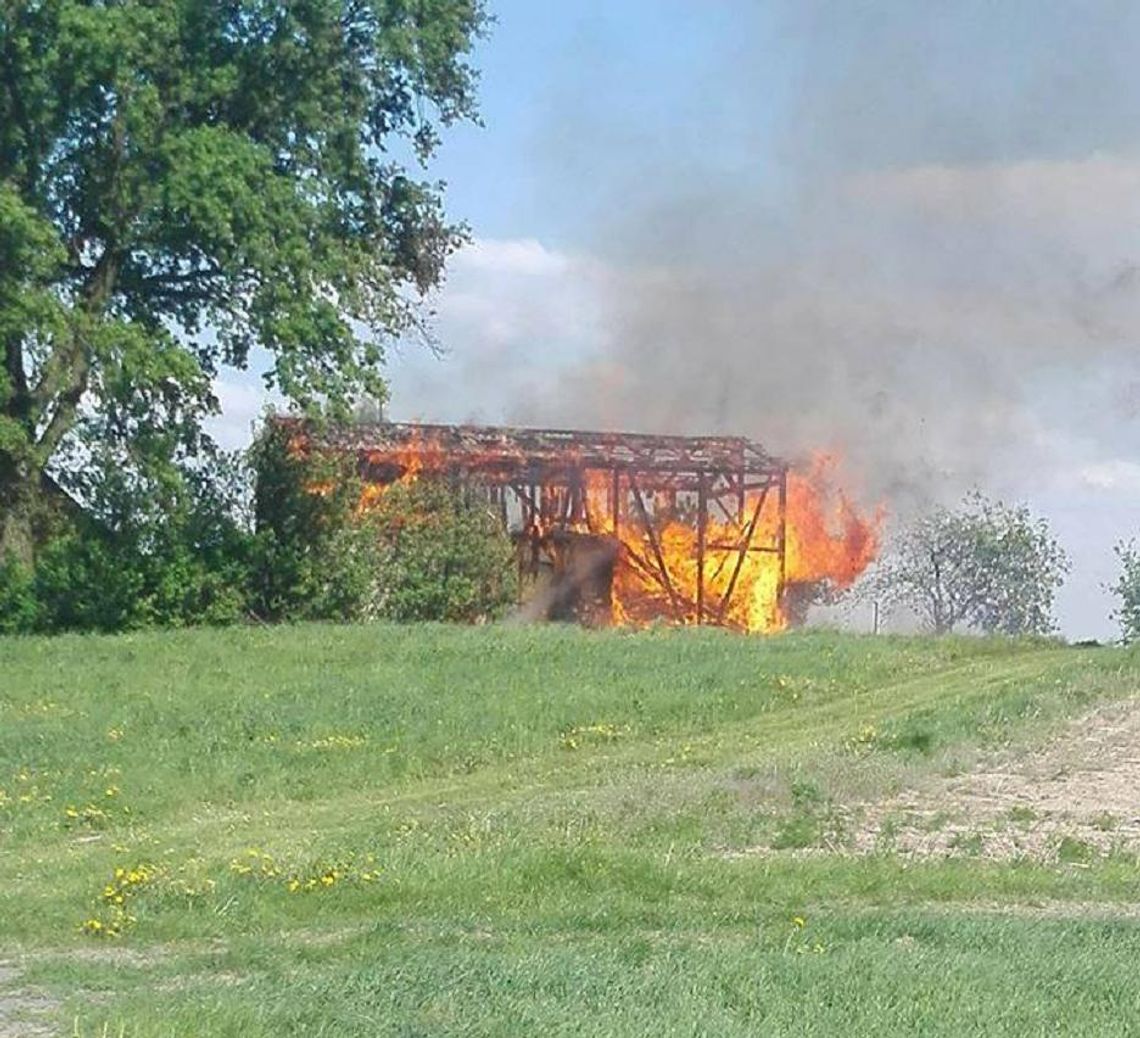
<box><xmin>717</xmin><ymin>485</ymin><xmax>770</xmax><ymax>624</ymax></box>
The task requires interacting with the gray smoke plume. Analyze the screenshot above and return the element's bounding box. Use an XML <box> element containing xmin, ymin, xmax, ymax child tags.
<box><xmin>504</xmin><ymin>1</ymin><xmax>1140</xmax><ymax>510</ymax></box>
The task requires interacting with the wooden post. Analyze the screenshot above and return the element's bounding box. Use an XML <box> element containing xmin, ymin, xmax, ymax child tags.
<box><xmin>696</xmin><ymin>471</ymin><xmax>707</xmax><ymax>624</ymax></box>
<box><xmin>777</xmin><ymin>468</ymin><xmax>788</xmax><ymax>613</ymax></box>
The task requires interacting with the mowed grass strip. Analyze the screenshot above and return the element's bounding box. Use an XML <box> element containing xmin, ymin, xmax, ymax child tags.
<box><xmin>2</xmin><ymin>624</ymin><xmax>1140</xmax><ymax>1035</ymax></box>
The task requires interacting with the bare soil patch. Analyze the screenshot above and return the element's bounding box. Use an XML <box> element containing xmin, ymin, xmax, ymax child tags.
<box><xmin>854</xmin><ymin>698</ymin><xmax>1140</xmax><ymax>862</ymax></box>
<box><xmin>0</xmin><ymin>961</ymin><xmax>58</xmax><ymax>1038</ymax></box>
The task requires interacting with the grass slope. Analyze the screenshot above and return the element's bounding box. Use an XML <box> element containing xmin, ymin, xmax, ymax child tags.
<box><xmin>1</xmin><ymin>625</ymin><xmax>1139</xmax><ymax>1035</ymax></box>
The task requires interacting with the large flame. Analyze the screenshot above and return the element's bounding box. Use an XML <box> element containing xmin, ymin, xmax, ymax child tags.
<box><xmin>583</xmin><ymin>453</ymin><xmax>882</xmax><ymax>632</ymax></box>
<box><xmin>302</xmin><ymin>430</ymin><xmax>882</xmax><ymax>633</ymax></box>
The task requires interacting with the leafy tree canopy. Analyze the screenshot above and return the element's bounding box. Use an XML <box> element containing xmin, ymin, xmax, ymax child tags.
<box><xmin>1108</xmin><ymin>540</ymin><xmax>1140</xmax><ymax>644</ymax></box>
<box><xmin>870</xmin><ymin>492</ymin><xmax>1070</xmax><ymax>636</ymax></box>
<box><xmin>0</xmin><ymin>0</ymin><xmax>488</xmax><ymax>560</ymax></box>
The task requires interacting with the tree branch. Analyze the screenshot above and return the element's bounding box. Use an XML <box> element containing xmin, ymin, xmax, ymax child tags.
<box><xmin>4</xmin><ymin>332</ymin><xmax>28</xmax><ymax>403</ymax></box>
<box><xmin>34</xmin><ymin>364</ymin><xmax>88</xmax><ymax>461</ymax></box>
<box><xmin>32</xmin><ymin>245</ymin><xmax>123</xmax><ymax>461</ymax></box>
<box><xmin>30</xmin><ymin>70</ymin><xmax>131</xmax><ymax>436</ymax></box>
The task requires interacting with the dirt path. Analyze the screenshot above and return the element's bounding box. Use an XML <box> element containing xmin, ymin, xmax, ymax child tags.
<box><xmin>0</xmin><ymin>961</ymin><xmax>57</xmax><ymax>1038</ymax></box>
<box><xmin>854</xmin><ymin>697</ymin><xmax>1140</xmax><ymax>861</ymax></box>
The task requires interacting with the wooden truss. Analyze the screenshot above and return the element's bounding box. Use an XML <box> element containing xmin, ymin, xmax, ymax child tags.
<box><xmin>287</xmin><ymin>420</ymin><xmax>789</xmax><ymax>626</ymax></box>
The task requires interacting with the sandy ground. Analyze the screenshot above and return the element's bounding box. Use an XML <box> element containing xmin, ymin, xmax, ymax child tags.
<box><xmin>853</xmin><ymin>698</ymin><xmax>1140</xmax><ymax>861</ymax></box>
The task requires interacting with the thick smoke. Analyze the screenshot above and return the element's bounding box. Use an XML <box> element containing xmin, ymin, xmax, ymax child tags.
<box><xmin>507</xmin><ymin>1</ymin><xmax>1140</xmax><ymax>509</ymax></box>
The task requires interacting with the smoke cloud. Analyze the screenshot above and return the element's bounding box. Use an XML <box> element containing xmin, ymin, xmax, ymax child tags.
<box><xmin>500</xmin><ymin>1</ymin><xmax>1140</xmax><ymax>509</ymax></box>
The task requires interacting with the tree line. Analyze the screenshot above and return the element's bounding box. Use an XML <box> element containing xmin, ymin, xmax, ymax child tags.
<box><xmin>2</xmin><ymin>3</ymin><xmax>1138</xmax><ymax>642</ymax></box>
<box><xmin>0</xmin><ymin>423</ymin><xmax>518</xmax><ymax>632</ymax></box>
<box><xmin>4</xmin><ymin>445</ymin><xmax>1140</xmax><ymax>642</ymax></box>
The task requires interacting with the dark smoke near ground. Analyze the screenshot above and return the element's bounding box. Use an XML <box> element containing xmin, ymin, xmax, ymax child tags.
<box><xmin>508</xmin><ymin>1</ymin><xmax>1140</xmax><ymax>512</ymax></box>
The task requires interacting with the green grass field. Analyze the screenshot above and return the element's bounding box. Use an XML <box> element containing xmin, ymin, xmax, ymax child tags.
<box><xmin>2</xmin><ymin>624</ymin><xmax>1140</xmax><ymax>1035</ymax></box>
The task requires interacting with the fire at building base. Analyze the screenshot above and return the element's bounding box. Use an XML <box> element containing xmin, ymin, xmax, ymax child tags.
<box><xmin>277</xmin><ymin>419</ymin><xmax>882</xmax><ymax>633</ymax></box>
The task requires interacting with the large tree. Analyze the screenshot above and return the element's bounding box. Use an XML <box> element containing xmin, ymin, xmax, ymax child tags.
<box><xmin>870</xmin><ymin>492</ymin><xmax>1069</xmax><ymax>636</ymax></box>
<box><xmin>0</xmin><ymin>0</ymin><xmax>487</xmax><ymax>562</ymax></box>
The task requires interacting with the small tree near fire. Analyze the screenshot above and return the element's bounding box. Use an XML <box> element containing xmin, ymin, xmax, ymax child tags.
<box><xmin>369</xmin><ymin>480</ymin><xmax>517</xmax><ymax>623</ymax></box>
<box><xmin>1108</xmin><ymin>541</ymin><xmax>1140</xmax><ymax>644</ymax></box>
<box><xmin>872</xmin><ymin>492</ymin><xmax>1069</xmax><ymax>635</ymax></box>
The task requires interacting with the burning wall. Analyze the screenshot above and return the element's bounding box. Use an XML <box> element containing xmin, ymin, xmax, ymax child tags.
<box><xmin>282</xmin><ymin>419</ymin><xmax>881</xmax><ymax>633</ymax></box>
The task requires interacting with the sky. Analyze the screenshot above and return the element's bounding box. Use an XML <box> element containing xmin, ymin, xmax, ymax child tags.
<box><xmin>209</xmin><ymin>1</ymin><xmax>1140</xmax><ymax>640</ymax></box>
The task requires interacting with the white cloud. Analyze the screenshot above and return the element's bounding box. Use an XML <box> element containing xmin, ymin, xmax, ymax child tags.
<box><xmin>387</xmin><ymin>237</ymin><xmax>614</xmax><ymax>423</ymax></box>
<box><xmin>452</xmin><ymin>237</ymin><xmax>577</xmax><ymax>277</ymax></box>
<box><xmin>205</xmin><ymin>368</ymin><xmax>280</xmax><ymax>450</ymax></box>
<box><xmin>1077</xmin><ymin>460</ymin><xmax>1140</xmax><ymax>495</ymax></box>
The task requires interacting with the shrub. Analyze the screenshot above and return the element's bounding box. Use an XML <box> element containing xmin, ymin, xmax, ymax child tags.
<box><xmin>0</xmin><ymin>555</ymin><xmax>38</xmax><ymax>633</ymax></box>
<box><xmin>249</xmin><ymin>421</ymin><xmax>517</xmax><ymax>624</ymax></box>
<box><xmin>0</xmin><ymin>455</ymin><xmax>253</xmax><ymax>634</ymax></box>
<box><xmin>1</xmin><ymin>420</ymin><xmax>520</xmax><ymax>633</ymax></box>
<box><xmin>369</xmin><ymin>479</ymin><xmax>517</xmax><ymax>623</ymax></box>
<box><xmin>248</xmin><ymin>422</ymin><xmax>389</xmax><ymax>622</ymax></box>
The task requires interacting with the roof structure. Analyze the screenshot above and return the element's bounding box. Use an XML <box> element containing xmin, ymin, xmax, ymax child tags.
<box><xmin>284</xmin><ymin>418</ymin><xmax>784</xmax><ymax>490</ymax></box>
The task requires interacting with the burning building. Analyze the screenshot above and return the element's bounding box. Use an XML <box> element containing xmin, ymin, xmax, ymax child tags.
<box><xmin>276</xmin><ymin>418</ymin><xmax>881</xmax><ymax>633</ymax></box>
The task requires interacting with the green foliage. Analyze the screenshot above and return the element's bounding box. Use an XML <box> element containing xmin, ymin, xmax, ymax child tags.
<box><xmin>1108</xmin><ymin>540</ymin><xmax>1140</xmax><ymax>644</ymax></box>
<box><xmin>0</xmin><ymin>0</ymin><xmax>488</xmax><ymax>558</ymax></box>
<box><xmin>1057</xmin><ymin>835</ymin><xmax>1096</xmax><ymax>865</ymax></box>
<box><xmin>249</xmin><ymin>422</ymin><xmax>387</xmax><ymax>623</ymax></box>
<box><xmin>0</xmin><ymin>553</ymin><xmax>37</xmax><ymax>633</ymax></box>
<box><xmin>2</xmin><ymin>417</ymin><xmax>519</xmax><ymax>632</ymax></box>
<box><xmin>368</xmin><ymin>479</ymin><xmax>517</xmax><ymax>622</ymax></box>
<box><xmin>0</xmin><ymin>453</ymin><xmax>252</xmax><ymax>633</ymax></box>
<box><xmin>873</xmin><ymin>492</ymin><xmax>1070</xmax><ymax>635</ymax></box>
<box><xmin>249</xmin><ymin>420</ymin><xmax>516</xmax><ymax>624</ymax></box>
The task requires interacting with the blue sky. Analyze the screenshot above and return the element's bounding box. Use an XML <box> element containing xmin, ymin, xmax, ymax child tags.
<box><xmin>425</xmin><ymin>1</ymin><xmax>794</xmax><ymax>243</ymax></box>
<box><xmin>212</xmin><ymin>2</ymin><xmax>1140</xmax><ymax>639</ymax></box>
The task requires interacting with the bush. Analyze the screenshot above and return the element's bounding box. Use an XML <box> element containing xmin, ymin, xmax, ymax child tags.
<box><xmin>1</xmin><ymin>421</ymin><xmax>520</xmax><ymax>633</ymax></box>
<box><xmin>0</xmin><ymin>555</ymin><xmax>38</xmax><ymax>633</ymax></box>
<box><xmin>369</xmin><ymin>479</ymin><xmax>517</xmax><ymax>623</ymax></box>
<box><xmin>248</xmin><ymin>422</ymin><xmax>389</xmax><ymax>622</ymax></box>
<box><xmin>0</xmin><ymin>477</ymin><xmax>252</xmax><ymax>635</ymax></box>
<box><xmin>249</xmin><ymin>422</ymin><xmax>517</xmax><ymax>624</ymax></box>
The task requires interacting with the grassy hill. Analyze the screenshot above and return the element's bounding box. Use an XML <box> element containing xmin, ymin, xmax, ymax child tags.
<box><xmin>2</xmin><ymin>625</ymin><xmax>1140</xmax><ymax>1035</ymax></box>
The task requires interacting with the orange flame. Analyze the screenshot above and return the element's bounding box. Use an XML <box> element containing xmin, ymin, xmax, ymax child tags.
<box><xmin>581</xmin><ymin>454</ymin><xmax>881</xmax><ymax>632</ymax></box>
<box><xmin>785</xmin><ymin>454</ymin><xmax>882</xmax><ymax>588</ymax></box>
<box><xmin>304</xmin><ymin>432</ymin><xmax>883</xmax><ymax>633</ymax></box>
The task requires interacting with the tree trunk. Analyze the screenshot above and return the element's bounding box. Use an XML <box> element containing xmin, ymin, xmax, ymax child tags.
<box><xmin>0</xmin><ymin>450</ymin><xmax>41</xmax><ymax>567</ymax></box>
